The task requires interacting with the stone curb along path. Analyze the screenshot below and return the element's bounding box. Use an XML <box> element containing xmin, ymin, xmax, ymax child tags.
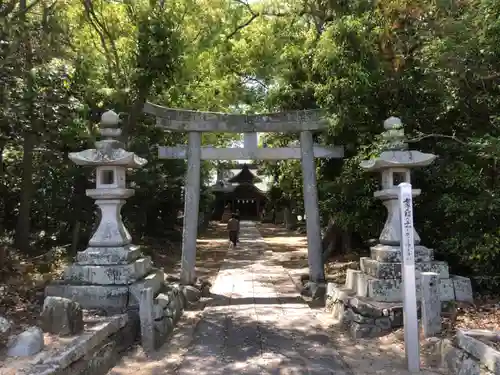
<box><xmin>109</xmin><ymin>221</ymin><xmax>353</xmax><ymax>375</ymax></box>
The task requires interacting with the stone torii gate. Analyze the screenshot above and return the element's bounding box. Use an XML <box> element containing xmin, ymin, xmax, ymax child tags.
<box><xmin>144</xmin><ymin>102</ymin><xmax>344</xmax><ymax>290</ymax></box>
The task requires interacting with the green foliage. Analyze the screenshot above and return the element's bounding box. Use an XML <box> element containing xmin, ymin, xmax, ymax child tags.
<box><xmin>1</xmin><ymin>0</ymin><xmax>500</xmax><ymax>284</ymax></box>
<box><xmin>0</xmin><ymin>0</ymin><xmax>241</xmax><ymax>254</ymax></box>
<box><xmin>238</xmin><ymin>0</ymin><xmax>500</xmax><ymax>280</ymax></box>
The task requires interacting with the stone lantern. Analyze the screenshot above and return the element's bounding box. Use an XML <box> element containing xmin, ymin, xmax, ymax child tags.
<box><xmin>46</xmin><ymin>110</ymin><xmax>164</xmax><ymax>312</ymax></box>
<box><xmin>355</xmin><ymin>117</ymin><xmax>454</xmax><ymax>303</ymax></box>
<box><xmin>360</xmin><ymin>117</ymin><xmax>436</xmax><ymax>247</ymax></box>
<box><xmin>325</xmin><ymin>117</ymin><xmax>473</xmax><ymax>339</ymax></box>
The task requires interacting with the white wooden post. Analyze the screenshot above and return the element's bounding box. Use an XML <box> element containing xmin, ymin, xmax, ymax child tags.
<box><xmin>398</xmin><ymin>182</ymin><xmax>420</xmax><ymax>372</ymax></box>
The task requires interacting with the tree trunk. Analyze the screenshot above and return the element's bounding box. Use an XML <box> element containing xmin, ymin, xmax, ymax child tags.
<box><xmin>341</xmin><ymin>230</ymin><xmax>351</xmax><ymax>254</ymax></box>
<box><xmin>70</xmin><ymin>173</ymin><xmax>90</xmax><ymax>255</ymax></box>
<box><xmin>14</xmin><ymin>0</ymin><xmax>36</xmax><ymax>254</ymax></box>
<box><xmin>15</xmin><ymin>131</ymin><xmax>36</xmax><ymax>252</ymax></box>
<box><xmin>0</xmin><ymin>139</ymin><xmax>6</xmax><ymax>233</ymax></box>
<box><xmin>0</xmin><ymin>139</ymin><xmax>5</xmax><ymax>176</ymax></box>
<box><xmin>321</xmin><ymin>217</ymin><xmax>343</xmax><ymax>262</ymax></box>
<box><xmin>283</xmin><ymin>207</ymin><xmax>296</xmax><ymax>230</ymax></box>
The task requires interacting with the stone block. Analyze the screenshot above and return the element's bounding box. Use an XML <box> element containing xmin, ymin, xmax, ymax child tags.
<box><xmin>153</xmin><ymin>302</ymin><xmax>164</xmax><ymax>320</ymax></box>
<box><xmin>445</xmin><ymin>346</ymin><xmax>467</xmax><ymax>374</ymax></box>
<box><xmin>440</xmin><ymin>278</ymin><xmax>456</xmax><ymax>302</ymax></box>
<box><xmin>374</xmin><ymin>316</ymin><xmax>392</xmax><ymax>330</ymax></box>
<box><xmin>41</xmin><ymin>296</ymin><xmax>84</xmax><ymax>336</ymax></box>
<box><xmin>129</xmin><ymin>269</ymin><xmax>165</xmax><ymax>305</ymax></box>
<box><xmin>345</xmin><ymin>269</ymin><xmax>361</xmax><ymax>292</ymax></box>
<box><xmin>64</xmin><ymin>257</ymin><xmax>152</xmax><ymax>285</ymax></box>
<box><xmin>326</xmin><ymin>282</ymin><xmax>337</xmax><ymax>297</ymax></box>
<box><xmin>76</xmin><ymin>244</ymin><xmax>141</xmax><ymax>265</ymax></box>
<box><xmin>7</xmin><ymin>326</ymin><xmax>44</xmax><ymax>357</ymax></box>
<box><xmin>333</xmin><ymin>286</ymin><xmax>354</xmax><ymax>302</ymax></box>
<box><xmin>364</xmin><ymin>275</ymin><xmax>455</xmax><ymax>302</ymax></box>
<box><xmin>45</xmin><ymin>283</ymin><xmax>129</xmax><ymax>311</ymax></box>
<box><xmin>370</xmin><ymin>244</ymin><xmax>433</xmax><ymax>263</ymax></box>
<box><xmin>195</xmin><ymin>278</ymin><xmax>212</xmax><ymax>298</ymax></box>
<box><xmin>390</xmin><ymin>308</ymin><xmax>404</xmax><ymax>327</ymax></box>
<box><xmin>457</xmin><ymin>330</ymin><xmax>500</xmax><ymax>375</ymax></box>
<box><xmin>181</xmin><ymin>285</ymin><xmax>201</xmax><ymax>302</ymax></box>
<box><xmin>351</xmin><ymin>312</ymin><xmax>374</xmax><ymax>324</ymax></box>
<box><xmin>348</xmin><ymin>297</ymin><xmax>384</xmax><ymax>318</ymax></box>
<box><xmin>330</xmin><ymin>301</ymin><xmax>345</xmax><ymax>321</ymax></box>
<box><xmin>155</xmin><ymin>292</ymin><xmax>171</xmax><ymax>309</ymax></box>
<box><xmin>338</xmin><ymin>306</ymin><xmax>354</xmax><ymax>326</ymax></box>
<box><xmin>0</xmin><ymin>315</ymin><xmax>13</xmax><ymax>346</ymax></box>
<box><xmin>153</xmin><ymin>318</ymin><xmax>169</xmax><ymax>349</ymax></box>
<box><xmin>421</xmin><ymin>272</ymin><xmax>441</xmax><ymax>338</ymax></box>
<box><xmin>7</xmin><ymin>314</ymin><xmax>130</xmax><ymax>375</ymax></box>
<box><xmin>171</xmin><ymin>290</ymin><xmax>184</xmax><ymax>322</ymax></box>
<box><xmin>72</xmin><ymin>338</ymin><xmax>118</xmax><ymax>375</ymax></box>
<box><xmin>301</xmin><ymin>281</ymin><xmax>326</xmax><ymax>299</ymax></box>
<box><xmin>164</xmin><ymin>317</ymin><xmax>174</xmax><ymax>337</ymax></box>
<box><xmin>139</xmin><ymin>287</ymin><xmax>154</xmax><ymax>353</ymax></box>
<box><xmin>425</xmin><ymin>337</ymin><xmax>454</xmax><ymax>368</ymax></box>
<box><xmin>356</xmin><ymin>272</ymin><xmax>369</xmax><ymax>297</ymax></box>
<box><xmin>360</xmin><ymin>258</ymin><xmax>449</xmax><ymax>280</ymax></box>
<box><xmin>458</xmin><ymin>357</ymin><xmax>480</xmax><ymax>375</ymax></box>
<box><xmin>452</xmin><ymin>275</ymin><xmax>474</xmax><ymax>304</ymax></box>
<box><xmin>349</xmin><ymin>322</ymin><xmax>382</xmax><ymax>339</ymax></box>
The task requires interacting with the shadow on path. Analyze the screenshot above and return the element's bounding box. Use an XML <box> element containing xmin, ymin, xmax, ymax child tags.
<box><xmin>109</xmin><ymin>221</ymin><xmax>352</xmax><ymax>375</ymax></box>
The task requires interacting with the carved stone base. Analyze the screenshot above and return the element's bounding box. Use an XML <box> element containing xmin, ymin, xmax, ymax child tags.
<box><xmin>77</xmin><ymin>244</ymin><xmax>142</xmax><ymax>265</ymax></box>
<box><xmin>360</xmin><ymin>257</ymin><xmax>449</xmax><ymax>280</ymax></box>
<box><xmin>64</xmin><ymin>257</ymin><xmax>152</xmax><ymax>285</ymax></box>
<box><xmin>355</xmin><ymin>272</ymin><xmax>455</xmax><ymax>302</ymax></box>
<box><xmin>370</xmin><ymin>244</ymin><xmax>433</xmax><ymax>263</ymax></box>
<box><xmin>45</xmin><ymin>269</ymin><xmax>165</xmax><ymax>312</ymax></box>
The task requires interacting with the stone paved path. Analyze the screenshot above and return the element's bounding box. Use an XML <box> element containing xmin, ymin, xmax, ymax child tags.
<box><xmin>174</xmin><ymin>221</ymin><xmax>351</xmax><ymax>375</ymax></box>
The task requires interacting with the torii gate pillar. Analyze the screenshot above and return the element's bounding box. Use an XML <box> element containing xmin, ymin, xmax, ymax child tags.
<box><xmin>300</xmin><ymin>130</ymin><xmax>324</xmax><ymax>285</ymax></box>
<box><xmin>180</xmin><ymin>132</ymin><xmax>201</xmax><ymax>285</ymax></box>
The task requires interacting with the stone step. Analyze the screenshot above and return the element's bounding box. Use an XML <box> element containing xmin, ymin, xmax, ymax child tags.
<box><xmin>76</xmin><ymin>244</ymin><xmax>142</xmax><ymax>265</ymax></box>
<box><xmin>64</xmin><ymin>256</ymin><xmax>152</xmax><ymax>285</ymax></box>
<box><xmin>356</xmin><ymin>273</ymin><xmax>455</xmax><ymax>303</ymax></box>
<box><xmin>370</xmin><ymin>244</ymin><xmax>434</xmax><ymax>263</ymax></box>
<box><xmin>360</xmin><ymin>257</ymin><xmax>449</xmax><ymax>280</ymax></box>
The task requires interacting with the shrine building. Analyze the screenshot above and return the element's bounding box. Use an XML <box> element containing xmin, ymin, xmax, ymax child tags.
<box><xmin>210</xmin><ymin>163</ymin><xmax>268</xmax><ymax>220</ymax></box>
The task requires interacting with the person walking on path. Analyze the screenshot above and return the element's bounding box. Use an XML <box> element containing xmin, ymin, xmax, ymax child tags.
<box><xmin>227</xmin><ymin>213</ymin><xmax>240</xmax><ymax>247</ymax></box>
<box><xmin>235</xmin><ymin>209</ymin><xmax>241</xmax><ymax>243</ymax></box>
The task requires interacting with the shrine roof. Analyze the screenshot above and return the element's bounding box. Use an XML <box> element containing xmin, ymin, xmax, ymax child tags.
<box><xmin>228</xmin><ymin>164</ymin><xmax>262</xmax><ymax>184</ymax></box>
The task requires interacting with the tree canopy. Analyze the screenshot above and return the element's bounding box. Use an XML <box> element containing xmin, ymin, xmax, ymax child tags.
<box><xmin>1</xmin><ymin>0</ymin><xmax>499</xmax><ymax>286</ymax></box>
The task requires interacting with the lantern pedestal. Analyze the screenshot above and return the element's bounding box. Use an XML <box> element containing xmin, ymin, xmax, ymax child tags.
<box><xmin>325</xmin><ymin>117</ymin><xmax>470</xmax><ymax>339</ymax></box>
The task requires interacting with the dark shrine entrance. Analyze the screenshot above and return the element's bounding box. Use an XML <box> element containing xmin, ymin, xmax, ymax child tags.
<box><xmin>211</xmin><ymin>164</ymin><xmax>267</xmax><ymax>220</ymax></box>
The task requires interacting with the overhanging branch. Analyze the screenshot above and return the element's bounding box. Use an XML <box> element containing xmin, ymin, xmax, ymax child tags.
<box><xmin>407</xmin><ymin>133</ymin><xmax>468</xmax><ymax>146</ymax></box>
<box><xmin>226</xmin><ymin>0</ymin><xmax>306</xmax><ymax>41</ymax></box>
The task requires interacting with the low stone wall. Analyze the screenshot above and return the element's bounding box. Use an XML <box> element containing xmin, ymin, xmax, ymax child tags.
<box><xmin>4</xmin><ymin>313</ymin><xmax>138</xmax><ymax>375</ymax></box>
<box><xmin>139</xmin><ymin>283</ymin><xmax>186</xmax><ymax>352</ymax></box>
<box><xmin>426</xmin><ymin>330</ymin><xmax>500</xmax><ymax>375</ymax></box>
<box><xmin>326</xmin><ymin>268</ymin><xmax>473</xmax><ymax>339</ymax></box>
<box><xmin>326</xmin><ymin>283</ymin><xmax>403</xmax><ymax>338</ymax></box>
<box><xmin>139</xmin><ymin>281</ymin><xmax>208</xmax><ymax>352</ymax></box>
